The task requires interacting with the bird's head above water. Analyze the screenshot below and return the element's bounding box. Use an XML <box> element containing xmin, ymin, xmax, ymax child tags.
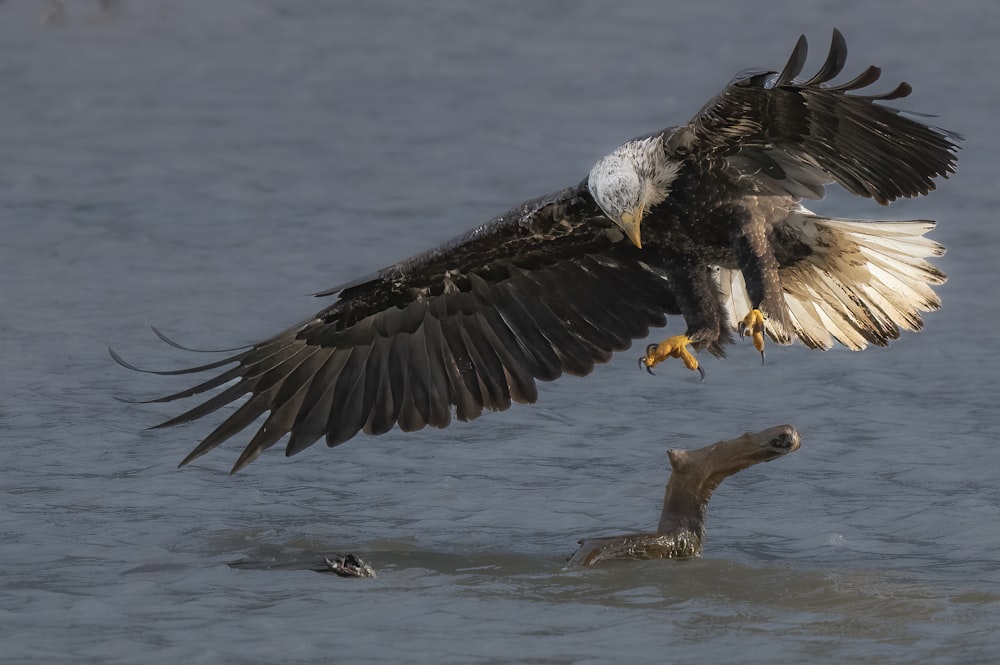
<box><xmin>587</xmin><ymin>135</ymin><xmax>680</xmax><ymax>249</ymax></box>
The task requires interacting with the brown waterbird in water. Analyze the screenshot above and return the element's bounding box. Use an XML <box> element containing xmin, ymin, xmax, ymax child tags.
<box><xmin>570</xmin><ymin>425</ymin><xmax>800</xmax><ymax>566</ymax></box>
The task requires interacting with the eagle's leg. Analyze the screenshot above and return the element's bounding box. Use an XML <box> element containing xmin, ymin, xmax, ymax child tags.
<box><xmin>640</xmin><ymin>337</ymin><xmax>705</xmax><ymax>380</ymax></box>
<box><xmin>638</xmin><ymin>261</ymin><xmax>721</xmax><ymax>380</ymax></box>
<box><xmin>732</xmin><ymin>218</ymin><xmax>787</xmax><ymax>364</ymax></box>
<box><xmin>738</xmin><ymin>309</ymin><xmax>766</xmax><ymax>364</ymax></box>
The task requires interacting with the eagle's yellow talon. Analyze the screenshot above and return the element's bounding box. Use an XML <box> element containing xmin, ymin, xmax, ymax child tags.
<box><xmin>639</xmin><ymin>335</ymin><xmax>704</xmax><ymax>380</ymax></box>
<box><xmin>739</xmin><ymin>309</ymin><xmax>767</xmax><ymax>362</ymax></box>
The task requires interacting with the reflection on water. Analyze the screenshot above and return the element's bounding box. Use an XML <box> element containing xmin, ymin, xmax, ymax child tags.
<box><xmin>220</xmin><ymin>527</ymin><xmax>996</xmax><ymax>617</ymax></box>
<box><xmin>216</xmin><ymin>538</ymin><xmax>982</xmax><ymax>662</ymax></box>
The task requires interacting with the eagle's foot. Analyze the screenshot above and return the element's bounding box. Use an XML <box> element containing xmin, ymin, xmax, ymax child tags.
<box><xmin>639</xmin><ymin>335</ymin><xmax>705</xmax><ymax>381</ymax></box>
<box><xmin>738</xmin><ymin>309</ymin><xmax>767</xmax><ymax>364</ymax></box>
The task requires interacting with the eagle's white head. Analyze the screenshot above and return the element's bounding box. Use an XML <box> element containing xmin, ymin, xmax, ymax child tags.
<box><xmin>587</xmin><ymin>135</ymin><xmax>680</xmax><ymax>248</ymax></box>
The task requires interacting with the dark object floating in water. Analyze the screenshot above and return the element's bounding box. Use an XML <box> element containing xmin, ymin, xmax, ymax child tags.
<box><xmin>323</xmin><ymin>553</ymin><xmax>376</xmax><ymax>578</ymax></box>
<box><xmin>229</xmin><ymin>552</ymin><xmax>376</xmax><ymax>578</ymax></box>
<box><xmin>569</xmin><ymin>424</ymin><xmax>800</xmax><ymax>566</ymax></box>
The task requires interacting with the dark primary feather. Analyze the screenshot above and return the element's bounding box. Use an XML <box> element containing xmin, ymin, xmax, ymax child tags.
<box><xmin>667</xmin><ymin>28</ymin><xmax>961</xmax><ymax>205</ymax></box>
<box><xmin>120</xmin><ymin>183</ymin><xmax>680</xmax><ymax>472</ymax></box>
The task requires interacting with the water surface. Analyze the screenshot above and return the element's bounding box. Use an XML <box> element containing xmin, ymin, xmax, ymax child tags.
<box><xmin>2</xmin><ymin>1</ymin><xmax>998</xmax><ymax>663</ymax></box>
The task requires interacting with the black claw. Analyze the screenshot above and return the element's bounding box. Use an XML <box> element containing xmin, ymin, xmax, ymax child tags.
<box><xmin>696</xmin><ymin>366</ymin><xmax>706</xmax><ymax>382</ymax></box>
<box><xmin>640</xmin><ymin>344</ymin><xmax>659</xmax><ymax>375</ymax></box>
<box><xmin>760</xmin><ymin>349</ymin><xmax>766</xmax><ymax>365</ymax></box>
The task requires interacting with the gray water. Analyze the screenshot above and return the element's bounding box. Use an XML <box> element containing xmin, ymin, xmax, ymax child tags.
<box><xmin>2</xmin><ymin>1</ymin><xmax>998</xmax><ymax>663</ymax></box>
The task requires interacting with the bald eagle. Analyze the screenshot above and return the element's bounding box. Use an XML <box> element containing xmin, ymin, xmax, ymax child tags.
<box><xmin>115</xmin><ymin>30</ymin><xmax>959</xmax><ymax>473</ymax></box>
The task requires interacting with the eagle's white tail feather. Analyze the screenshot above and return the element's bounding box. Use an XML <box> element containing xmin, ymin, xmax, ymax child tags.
<box><xmin>717</xmin><ymin>212</ymin><xmax>946</xmax><ymax>351</ymax></box>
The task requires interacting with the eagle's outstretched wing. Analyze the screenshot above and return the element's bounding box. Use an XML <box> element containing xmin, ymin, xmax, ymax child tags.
<box><xmin>115</xmin><ymin>183</ymin><xmax>678</xmax><ymax>472</ymax></box>
<box><xmin>667</xmin><ymin>28</ymin><xmax>961</xmax><ymax>203</ymax></box>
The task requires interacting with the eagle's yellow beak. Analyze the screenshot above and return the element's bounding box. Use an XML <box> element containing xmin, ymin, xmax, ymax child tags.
<box><xmin>619</xmin><ymin>208</ymin><xmax>644</xmax><ymax>249</ymax></box>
